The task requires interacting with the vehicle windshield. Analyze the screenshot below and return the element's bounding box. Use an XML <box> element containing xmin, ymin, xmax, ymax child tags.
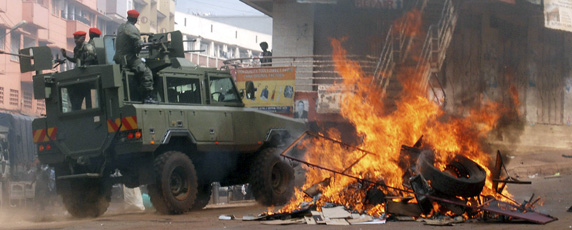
<box><xmin>60</xmin><ymin>79</ymin><xmax>100</xmax><ymax>113</ymax></box>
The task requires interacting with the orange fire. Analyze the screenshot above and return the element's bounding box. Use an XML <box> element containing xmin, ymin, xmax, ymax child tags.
<box><xmin>279</xmin><ymin>11</ymin><xmax>517</xmax><ymax>217</ymax></box>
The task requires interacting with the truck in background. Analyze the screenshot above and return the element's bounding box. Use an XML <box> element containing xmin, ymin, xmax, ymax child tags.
<box><xmin>0</xmin><ymin>112</ymin><xmax>39</xmax><ymax>207</ymax></box>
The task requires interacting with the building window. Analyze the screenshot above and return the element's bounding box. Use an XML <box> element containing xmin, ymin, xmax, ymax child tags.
<box><xmin>235</xmin><ymin>31</ymin><xmax>238</xmax><ymax>38</ymax></box>
<box><xmin>37</xmin><ymin>99</ymin><xmax>45</xmax><ymax>113</ymax></box>
<box><xmin>239</xmin><ymin>49</ymin><xmax>249</xmax><ymax>58</ymax></box>
<box><xmin>9</xmin><ymin>89</ymin><xmax>19</xmax><ymax>106</ymax></box>
<box><xmin>23</xmin><ymin>91</ymin><xmax>32</xmax><ymax>109</ymax></box>
<box><xmin>256</xmin><ymin>35</ymin><xmax>258</xmax><ymax>44</ymax></box>
<box><xmin>0</xmin><ymin>87</ymin><xmax>4</xmax><ymax>104</ymax></box>
<box><xmin>23</xmin><ymin>36</ymin><xmax>36</xmax><ymax>49</ymax></box>
<box><xmin>186</xmin><ymin>37</ymin><xmax>196</xmax><ymax>51</ymax></box>
<box><xmin>211</xmin><ymin>24</ymin><xmax>213</xmax><ymax>33</ymax></box>
<box><xmin>0</xmin><ymin>29</ymin><xmax>5</xmax><ymax>50</ymax></box>
<box><xmin>36</xmin><ymin>0</ymin><xmax>49</xmax><ymax>8</ymax></box>
<box><xmin>184</xmin><ymin>18</ymin><xmax>187</xmax><ymax>27</ymax></box>
<box><xmin>200</xmin><ymin>41</ymin><xmax>208</xmax><ymax>55</ymax></box>
<box><xmin>10</xmin><ymin>33</ymin><xmax>20</xmax><ymax>61</ymax></box>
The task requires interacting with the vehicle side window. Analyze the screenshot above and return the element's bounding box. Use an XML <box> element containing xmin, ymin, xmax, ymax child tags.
<box><xmin>166</xmin><ymin>77</ymin><xmax>201</xmax><ymax>104</ymax></box>
<box><xmin>104</xmin><ymin>36</ymin><xmax>116</xmax><ymax>64</ymax></box>
<box><xmin>209</xmin><ymin>77</ymin><xmax>240</xmax><ymax>103</ymax></box>
<box><xmin>60</xmin><ymin>80</ymin><xmax>100</xmax><ymax>113</ymax></box>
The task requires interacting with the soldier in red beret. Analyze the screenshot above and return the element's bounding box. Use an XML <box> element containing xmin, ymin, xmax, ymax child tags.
<box><xmin>60</xmin><ymin>30</ymin><xmax>97</xmax><ymax>110</ymax></box>
<box><xmin>88</xmin><ymin>28</ymin><xmax>102</xmax><ymax>45</ymax></box>
<box><xmin>60</xmin><ymin>31</ymin><xmax>96</xmax><ymax>66</ymax></box>
<box><xmin>114</xmin><ymin>9</ymin><xmax>156</xmax><ymax>103</ymax></box>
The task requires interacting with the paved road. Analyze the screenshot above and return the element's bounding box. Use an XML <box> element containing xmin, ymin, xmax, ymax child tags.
<box><xmin>1</xmin><ymin>173</ymin><xmax>570</xmax><ymax>230</ymax></box>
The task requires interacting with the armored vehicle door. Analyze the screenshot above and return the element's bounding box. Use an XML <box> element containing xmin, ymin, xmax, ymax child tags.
<box><xmin>54</xmin><ymin>66</ymin><xmax>118</xmax><ymax>158</ymax></box>
<box><xmin>186</xmin><ymin>72</ymin><xmax>240</xmax><ymax>143</ymax></box>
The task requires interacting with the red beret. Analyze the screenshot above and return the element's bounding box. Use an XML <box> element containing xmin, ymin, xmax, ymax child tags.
<box><xmin>73</xmin><ymin>31</ymin><xmax>86</xmax><ymax>37</ymax></box>
<box><xmin>127</xmin><ymin>10</ymin><xmax>140</xmax><ymax>18</ymax></box>
<box><xmin>89</xmin><ymin>28</ymin><xmax>101</xmax><ymax>36</ymax></box>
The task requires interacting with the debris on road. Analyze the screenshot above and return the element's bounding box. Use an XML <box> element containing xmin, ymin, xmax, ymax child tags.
<box><xmin>218</xmin><ymin>214</ymin><xmax>235</xmax><ymax>220</ymax></box>
<box><xmin>218</xmin><ymin>132</ymin><xmax>558</xmax><ymax>226</ymax></box>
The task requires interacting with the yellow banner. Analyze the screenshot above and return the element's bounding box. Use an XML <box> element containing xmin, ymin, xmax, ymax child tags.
<box><xmin>234</xmin><ymin>67</ymin><xmax>296</xmax><ymax>113</ymax></box>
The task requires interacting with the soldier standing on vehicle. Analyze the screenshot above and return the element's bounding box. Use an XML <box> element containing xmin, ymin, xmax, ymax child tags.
<box><xmin>60</xmin><ymin>31</ymin><xmax>97</xmax><ymax>67</ymax></box>
<box><xmin>61</xmin><ymin>31</ymin><xmax>96</xmax><ymax>110</ymax></box>
<box><xmin>88</xmin><ymin>27</ymin><xmax>102</xmax><ymax>47</ymax></box>
<box><xmin>114</xmin><ymin>10</ymin><xmax>156</xmax><ymax>103</ymax></box>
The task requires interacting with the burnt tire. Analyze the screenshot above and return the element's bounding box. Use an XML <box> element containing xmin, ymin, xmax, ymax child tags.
<box><xmin>149</xmin><ymin>151</ymin><xmax>198</xmax><ymax>214</ymax></box>
<box><xmin>417</xmin><ymin>150</ymin><xmax>486</xmax><ymax>197</ymax></box>
<box><xmin>249</xmin><ymin>148</ymin><xmax>294</xmax><ymax>206</ymax></box>
<box><xmin>60</xmin><ymin>178</ymin><xmax>110</xmax><ymax>218</ymax></box>
<box><xmin>191</xmin><ymin>183</ymin><xmax>212</xmax><ymax>210</ymax></box>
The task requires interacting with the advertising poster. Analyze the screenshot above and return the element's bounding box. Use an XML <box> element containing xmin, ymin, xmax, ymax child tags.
<box><xmin>294</xmin><ymin>92</ymin><xmax>317</xmax><ymax>122</ymax></box>
<box><xmin>544</xmin><ymin>0</ymin><xmax>572</xmax><ymax>32</ymax></box>
<box><xmin>317</xmin><ymin>84</ymin><xmax>346</xmax><ymax>113</ymax></box>
<box><xmin>234</xmin><ymin>67</ymin><xmax>296</xmax><ymax>113</ymax></box>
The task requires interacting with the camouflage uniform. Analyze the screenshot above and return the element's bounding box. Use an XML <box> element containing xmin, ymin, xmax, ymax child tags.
<box><xmin>114</xmin><ymin>21</ymin><xmax>154</xmax><ymax>93</ymax></box>
<box><xmin>68</xmin><ymin>42</ymin><xmax>97</xmax><ymax>110</ymax></box>
<box><xmin>69</xmin><ymin>42</ymin><xmax>97</xmax><ymax>66</ymax></box>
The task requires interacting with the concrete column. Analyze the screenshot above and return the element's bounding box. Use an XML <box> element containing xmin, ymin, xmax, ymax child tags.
<box><xmin>273</xmin><ymin>1</ymin><xmax>315</xmax><ymax>91</ymax></box>
<box><xmin>194</xmin><ymin>37</ymin><xmax>201</xmax><ymax>51</ymax></box>
<box><xmin>209</xmin><ymin>41</ymin><xmax>215</xmax><ymax>57</ymax></box>
<box><xmin>525</xmin><ymin>17</ymin><xmax>539</xmax><ymax>125</ymax></box>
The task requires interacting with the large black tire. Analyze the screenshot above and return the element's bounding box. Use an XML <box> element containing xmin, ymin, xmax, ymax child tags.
<box><xmin>191</xmin><ymin>183</ymin><xmax>212</xmax><ymax>210</ymax></box>
<box><xmin>149</xmin><ymin>151</ymin><xmax>198</xmax><ymax>214</ymax></box>
<box><xmin>60</xmin><ymin>178</ymin><xmax>110</xmax><ymax>218</ymax></box>
<box><xmin>417</xmin><ymin>150</ymin><xmax>486</xmax><ymax>197</ymax></box>
<box><xmin>249</xmin><ymin>148</ymin><xmax>294</xmax><ymax>206</ymax></box>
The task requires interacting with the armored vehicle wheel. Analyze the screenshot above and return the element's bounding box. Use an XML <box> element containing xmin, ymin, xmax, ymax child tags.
<box><xmin>150</xmin><ymin>151</ymin><xmax>198</xmax><ymax>214</ymax></box>
<box><xmin>249</xmin><ymin>148</ymin><xmax>294</xmax><ymax>206</ymax></box>
<box><xmin>61</xmin><ymin>178</ymin><xmax>110</xmax><ymax>218</ymax></box>
<box><xmin>191</xmin><ymin>183</ymin><xmax>212</xmax><ymax>210</ymax></box>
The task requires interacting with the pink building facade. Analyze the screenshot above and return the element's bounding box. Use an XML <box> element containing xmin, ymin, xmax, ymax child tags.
<box><xmin>0</xmin><ymin>0</ymin><xmax>174</xmax><ymax>117</ymax></box>
<box><xmin>0</xmin><ymin>0</ymin><xmax>104</xmax><ymax>116</ymax></box>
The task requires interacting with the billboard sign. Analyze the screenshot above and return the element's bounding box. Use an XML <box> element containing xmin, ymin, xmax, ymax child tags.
<box><xmin>317</xmin><ymin>84</ymin><xmax>347</xmax><ymax>113</ymax></box>
<box><xmin>233</xmin><ymin>67</ymin><xmax>296</xmax><ymax>113</ymax></box>
<box><xmin>544</xmin><ymin>0</ymin><xmax>572</xmax><ymax>32</ymax></box>
<box><xmin>354</xmin><ymin>0</ymin><xmax>403</xmax><ymax>9</ymax></box>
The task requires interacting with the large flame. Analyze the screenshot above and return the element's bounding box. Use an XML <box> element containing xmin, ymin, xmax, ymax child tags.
<box><xmin>280</xmin><ymin>10</ymin><xmax>517</xmax><ymax>216</ymax></box>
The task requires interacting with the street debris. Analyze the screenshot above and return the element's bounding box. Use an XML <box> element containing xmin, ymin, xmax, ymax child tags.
<box><xmin>218</xmin><ymin>214</ymin><xmax>235</xmax><ymax>220</ymax></box>
<box><xmin>218</xmin><ymin>132</ymin><xmax>558</xmax><ymax>226</ymax></box>
<box><xmin>544</xmin><ymin>172</ymin><xmax>560</xmax><ymax>179</ymax></box>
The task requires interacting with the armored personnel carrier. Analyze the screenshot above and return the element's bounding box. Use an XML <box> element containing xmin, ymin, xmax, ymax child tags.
<box><xmin>21</xmin><ymin>31</ymin><xmax>305</xmax><ymax>217</ymax></box>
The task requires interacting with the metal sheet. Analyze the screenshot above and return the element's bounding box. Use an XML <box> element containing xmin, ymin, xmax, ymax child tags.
<box><xmin>482</xmin><ymin>200</ymin><xmax>558</xmax><ymax>224</ymax></box>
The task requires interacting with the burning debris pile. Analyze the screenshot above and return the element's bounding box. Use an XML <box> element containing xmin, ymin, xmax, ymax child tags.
<box><xmin>250</xmin><ymin>132</ymin><xmax>555</xmax><ymax>226</ymax></box>
<box><xmin>241</xmin><ymin>37</ymin><xmax>556</xmax><ymax>225</ymax></box>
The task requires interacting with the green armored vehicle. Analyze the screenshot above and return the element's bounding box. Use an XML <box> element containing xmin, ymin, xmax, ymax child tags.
<box><xmin>21</xmin><ymin>31</ymin><xmax>305</xmax><ymax>217</ymax></box>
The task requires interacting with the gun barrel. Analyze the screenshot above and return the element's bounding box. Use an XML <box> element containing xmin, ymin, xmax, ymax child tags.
<box><xmin>0</xmin><ymin>51</ymin><xmax>32</xmax><ymax>58</ymax></box>
<box><xmin>184</xmin><ymin>50</ymin><xmax>205</xmax><ymax>53</ymax></box>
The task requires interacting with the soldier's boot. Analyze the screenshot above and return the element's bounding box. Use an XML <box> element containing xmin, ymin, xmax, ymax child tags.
<box><xmin>143</xmin><ymin>90</ymin><xmax>158</xmax><ymax>104</ymax></box>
